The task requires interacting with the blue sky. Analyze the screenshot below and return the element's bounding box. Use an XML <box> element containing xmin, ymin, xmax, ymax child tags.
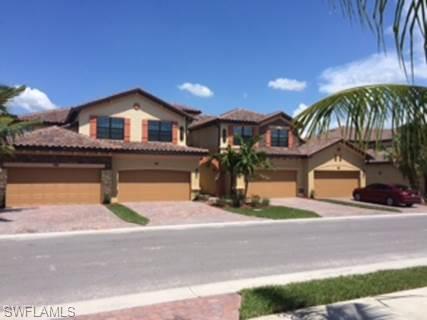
<box><xmin>2</xmin><ymin>1</ymin><xmax>427</xmax><ymax>117</ymax></box>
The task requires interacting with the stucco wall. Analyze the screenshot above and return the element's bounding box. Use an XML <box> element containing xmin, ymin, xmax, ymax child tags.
<box><xmin>111</xmin><ymin>154</ymin><xmax>201</xmax><ymax>200</ymax></box>
<box><xmin>306</xmin><ymin>142</ymin><xmax>366</xmax><ymax>196</ymax></box>
<box><xmin>189</xmin><ymin>124</ymin><xmax>219</xmax><ymax>153</ymax></box>
<box><xmin>366</xmin><ymin>163</ymin><xmax>409</xmax><ymax>186</ymax></box>
<box><xmin>78</xmin><ymin>94</ymin><xmax>187</xmax><ymax>145</ymax></box>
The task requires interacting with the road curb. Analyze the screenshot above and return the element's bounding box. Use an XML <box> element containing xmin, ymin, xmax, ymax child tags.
<box><xmin>0</xmin><ymin>212</ymin><xmax>426</xmax><ymax>241</ymax></box>
<box><xmin>22</xmin><ymin>257</ymin><xmax>427</xmax><ymax>320</ymax></box>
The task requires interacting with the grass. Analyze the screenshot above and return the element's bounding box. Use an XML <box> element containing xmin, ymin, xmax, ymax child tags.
<box><xmin>105</xmin><ymin>203</ymin><xmax>149</xmax><ymax>225</ymax></box>
<box><xmin>240</xmin><ymin>266</ymin><xmax>427</xmax><ymax>319</ymax></box>
<box><xmin>317</xmin><ymin>198</ymin><xmax>401</xmax><ymax>213</ymax></box>
<box><xmin>225</xmin><ymin>206</ymin><xmax>320</xmax><ymax>219</ymax></box>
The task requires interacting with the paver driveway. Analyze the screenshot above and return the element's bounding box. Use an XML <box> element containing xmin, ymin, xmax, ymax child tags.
<box><xmin>271</xmin><ymin>197</ymin><xmax>399</xmax><ymax>217</ymax></box>
<box><xmin>0</xmin><ymin>205</ymin><xmax>135</xmax><ymax>235</ymax></box>
<box><xmin>125</xmin><ymin>201</ymin><xmax>261</xmax><ymax>225</ymax></box>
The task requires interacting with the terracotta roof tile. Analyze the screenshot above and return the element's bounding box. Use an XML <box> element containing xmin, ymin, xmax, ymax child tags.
<box><xmin>20</xmin><ymin>108</ymin><xmax>72</xmax><ymax>124</ymax></box>
<box><xmin>219</xmin><ymin>108</ymin><xmax>265</xmax><ymax>122</ymax></box>
<box><xmin>256</xmin><ymin>146</ymin><xmax>302</xmax><ymax>156</ymax></box>
<box><xmin>13</xmin><ymin>126</ymin><xmax>208</xmax><ymax>155</ymax></box>
<box><xmin>326</xmin><ymin>127</ymin><xmax>393</xmax><ymax>142</ymax></box>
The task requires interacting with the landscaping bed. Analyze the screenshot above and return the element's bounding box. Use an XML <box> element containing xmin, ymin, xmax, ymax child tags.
<box><xmin>239</xmin><ymin>266</ymin><xmax>427</xmax><ymax>319</ymax></box>
<box><xmin>225</xmin><ymin>206</ymin><xmax>319</xmax><ymax>220</ymax></box>
<box><xmin>105</xmin><ymin>203</ymin><xmax>149</xmax><ymax>225</ymax></box>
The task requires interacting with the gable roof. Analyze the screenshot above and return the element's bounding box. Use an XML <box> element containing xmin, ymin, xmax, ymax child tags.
<box><xmin>72</xmin><ymin>88</ymin><xmax>194</xmax><ymax>119</ymax></box>
<box><xmin>326</xmin><ymin>126</ymin><xmax>393</xmax><ymax>142</ymax></box>
<box><xmin>189</xmin><ymin>108</ymin><xmax>294</xmax><ymax>130</ymax></box>
<box><xmin>172</xmin><ymin>103</ymin><xmax>202</xmax><ymax>115</ymax></box>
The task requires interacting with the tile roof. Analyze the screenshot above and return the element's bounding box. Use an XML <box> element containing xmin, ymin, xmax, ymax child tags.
<box><xmin>172</xmin><ymin>103</ymin><xmax>202</xmax><ymax>115</ymax></box>
<box><xmin>326</xmin><ymin>126</ymin><xmax>393</xmax><ymax>142</ymax></box>
<box><xmin>219</xmin><ymin>108</ymin><xmax>265</xmax><ymax>122</ymax></box>
<box><xmin>20</xmin><ymin>108</ymin><xmax>72</xmax><ymax>124</ymax></box>
<box><xmin>256</xmin><ymin>146</ymin><xmax>302</xmax><ymax>156</ymax></box>
<box><xmin>12</xmin><ymin>126</ymin><xmax>208</xmax><ymax>155</ymax></box>
<box><xmin>13</xmin><ymin>126</ymin><xmax>116</xmax><ymax>151</ymax></box>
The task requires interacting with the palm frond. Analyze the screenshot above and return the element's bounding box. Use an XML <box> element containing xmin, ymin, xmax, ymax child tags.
<box><xmin>0</xmin><ymin>85</ymin><xmax>25</xmax><ymax>114</ymax></box>
<box><xmin>332</xmin><ymin>0</ymin><xmax>427</xmax><ymax>80</ymax></box>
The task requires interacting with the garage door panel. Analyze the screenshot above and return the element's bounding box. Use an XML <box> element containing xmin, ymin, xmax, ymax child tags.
<box><xmin>248</xmin><ymin>170</ymin><xmax>297</xmax><ymax>198</ymax></box>
<box><xmin>314</xmin><ymin>171</ymin><xmax>360</xmax><ymax>198</ymax></box>
<box><xmin>119</xmin><ymin>170</ymin><xmax>190</xmax><ymax>202</ymax></box>
<box><xmin>6</xmin><ymin>168</ymin><xmax>101</xmax><ymax>207</ymax></box>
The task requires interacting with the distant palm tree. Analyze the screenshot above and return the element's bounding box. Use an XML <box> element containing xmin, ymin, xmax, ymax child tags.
<box><xmin>0</xmin><ymin>85</ymin><xmax>34</xmax><ymax>156</ymax></box>
<box><xmin>294</xmin><ymin>84</ymin><xmax>427</xmax><ymax>192</ymax></box>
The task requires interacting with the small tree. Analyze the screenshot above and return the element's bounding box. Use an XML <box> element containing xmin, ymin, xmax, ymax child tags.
<box><xmin>210</xmin><ymin>137</ymin><xmax>271</xmax><ymax>205</ymax></box>
<box><xmin>236</xmin><ymin>137</ymin><xmax>270</xmax><ymax>199</ymax></box>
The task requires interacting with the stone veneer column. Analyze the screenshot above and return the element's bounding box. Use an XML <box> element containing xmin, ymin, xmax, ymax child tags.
<box><xmin>101</xmin><ymin>169</ymin><xmax>113</xmax><ymax>203</ymax></box>
<box><xmin>0</xmin><ymin>168</ymin><xmax>7</xmax><ymax>208</ymax></box>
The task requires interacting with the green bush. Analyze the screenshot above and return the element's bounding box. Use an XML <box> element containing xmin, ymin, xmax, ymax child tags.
<box><xmin>250</xmin><ymin>195</ymin><xmax>261</xmax><ymax>208</ymax></box>
<box><xmin>261</xmin><ymin>198</ymin><xmax>270</xmax><ymax>207</ymax></box>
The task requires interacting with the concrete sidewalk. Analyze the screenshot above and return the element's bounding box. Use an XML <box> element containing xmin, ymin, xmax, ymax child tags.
<box><xmin>252</xmin><ymin>287</ymin><xmax>427</xmax><ymax>320</ymax></box>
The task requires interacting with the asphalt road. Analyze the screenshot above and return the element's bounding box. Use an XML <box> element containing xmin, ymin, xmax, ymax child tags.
<box><xmin>1</xmin><ymin>215</ymin><xmax>427</xmax><ymax>306</ymax></box>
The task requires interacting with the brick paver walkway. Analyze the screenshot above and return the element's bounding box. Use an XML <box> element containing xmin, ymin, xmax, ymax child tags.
<box><xmin>0</xmin><ymin>205</ymin><xmax>134</xmax><ymax>234</ymax></box>
<box><xmin>126</xmin><ymin>201</ymin><xmax>261</xmax><ymax>225</ymax></box>
<box><xmin>76</xmin><ymin>294</ymin><xmax>241</xmax><ymax>320</ymax></box>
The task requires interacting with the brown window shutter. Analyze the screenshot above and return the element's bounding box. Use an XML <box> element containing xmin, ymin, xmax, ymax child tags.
<box><xmin>227</xmin><ymin>125</ymin><xmax>234</xmax><ymax>145</ymax></box>
<box><xmin>124</xmin><ymin>119</ymin><xmax>131</xmax><ymax>142</ymax></box>
<box><xmin>172</xmin><ymin>122</ymin><xmax>178</xmax><ymax>144</ymax></box>
<box><xmin>265</xmin><ymin>128</ymin><xmax>271</xmax><ymax>146</ymax></box>
<box><xmin>141</xmin><ymin>119</ymin><xmax>148</xmax><ymax>142</ymax></box>
<box><xmin>89</xmin><ymin>116</ymin><xmax>97</xmax><ymax>139</ymax></box>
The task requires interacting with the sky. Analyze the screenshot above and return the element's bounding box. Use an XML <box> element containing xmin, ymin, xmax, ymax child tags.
<box><xmin>2</xmin><ymin>1</ymin><xmax>427</xmax><ymax>117</ymax></box>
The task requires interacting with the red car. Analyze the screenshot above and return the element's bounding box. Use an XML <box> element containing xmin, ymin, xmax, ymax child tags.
<box><xmin>353</xmin><ymin>183</ymin><xmax>421</xmax><ymax>207</ymax></box>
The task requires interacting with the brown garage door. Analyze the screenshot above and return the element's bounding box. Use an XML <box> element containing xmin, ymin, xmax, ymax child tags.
<box><xmin>247</xmin><ymin>170</ymin><xmax>297</xmax><ymax>198</ymax></box>
<box><xmin>119</xmin><ymin>170</ymin><xmax>190</xmax><ymax>202</ymax></box>
<box><xmin>6</xmin><ymin>167</ymin><xmax>102</xmax><ymax>207</ymax></box>
<box><xmin>314</xmin><ymin>171</ymin><xmax>360</xmax><ymax>198</ymax></box>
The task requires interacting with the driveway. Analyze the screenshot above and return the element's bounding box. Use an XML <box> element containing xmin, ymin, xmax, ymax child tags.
<box><xmin>271</xmin><ymin>197</ymin><xmax>399</xmax><ymax>217</ymax></box>
<box><xmin>329</xmin><ymin>197</ymin><xmax>427</xmax><ymax>213</ymax></box>
<box><xmin>125</xmin><ymin>201</ymin><xmax>261</xmax><ymax>225</ymax></box>
<box><xmin>0</xmin><ymin>205</ymin><xmax>135</xmax><ymax>235</ymax></box>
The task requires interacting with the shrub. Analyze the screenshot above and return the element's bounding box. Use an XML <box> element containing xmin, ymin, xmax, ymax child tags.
<box><xmin>310</xmin><ymin>190</ymin><xmax>316</xmax><ymax>199</ymax></box>
<box><xmin>232</xmin><ymin>191</ymin><xmax>245</xmax><ymax>207</ymax></box>
<box><xmin>103</xmin><ymin>193</ymin><xmax>111</xmax><ymax>205</ymax></box>
<box><xmin>250</xmin><ymin>195</ymin><xmax>261</xmax><ymax>208</ymax></box>
<box><xmin>261</xmin><ymin>198</ymin><xmax>270</xmax><ymax>207</ymax></box>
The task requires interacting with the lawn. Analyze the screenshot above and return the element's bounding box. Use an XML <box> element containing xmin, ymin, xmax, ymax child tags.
<box><xmin>225</xmin><ymin>206</ymin><xmax>319</xmax><ymax>219</ymax></box>
<box><xmin>240</xmin><ymin>266</ymin><xmax>427</xmax><ymax>319</ymax></box>
<box><xmin>105</xmin><ymin>203</ymin><xmax>149</xmax><ymax>225</ymax></box>
<box><xmin>317</xmin><ymin>198</ymin><xmax>401</xmax><ymax>213</ymax></box>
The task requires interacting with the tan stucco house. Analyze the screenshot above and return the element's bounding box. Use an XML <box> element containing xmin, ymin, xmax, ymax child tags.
<box><xmin>0</xmin><ymin>87</ymin><xmax>418</xmax><ymax>208</ymax></box>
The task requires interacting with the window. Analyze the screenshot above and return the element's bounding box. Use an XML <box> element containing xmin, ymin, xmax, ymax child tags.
<box><xmin>148</xmin><ymin>121</ymin><xmax>172</xmax><ymax>142</ymax></box>
<box><xmin>97</xmin><ymin>117</ymin><xmax>124</xmax><ymax>140</ymax></box>
<box><xmin>271</xmin><ymin>128</ymin><xmax>289</xmax><ymax>147</ymax></box>
<box><xmin>233</xmin><ymin>126</ymin><xmax>253</xmax><ymax>145</ymax></box>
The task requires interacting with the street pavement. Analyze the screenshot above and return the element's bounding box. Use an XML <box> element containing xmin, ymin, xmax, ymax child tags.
<box><xmin>1</xmin><ymin>214</ymin><xmax>427</xmax><ymax>307</ymax></box>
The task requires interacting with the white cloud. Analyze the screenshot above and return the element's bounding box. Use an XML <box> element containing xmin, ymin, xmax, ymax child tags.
<box><xmin>319</xmin><ymin>50</ymin><xmax>427</xmax><ymax>94</ymax></box>
<box><xmin>292</xmin><ymin>103</ymin><xmax>309</xmax><ymax>117</ymax></box>
<box><xmin>178</xmin><ymin>82</ymin><xmax>214</xmax><ymax>98</ymax></box>
<box><xmin>6</xmin><ymin>87</ymin><xmax>58</xmax><ymax>114</ymax></box>
<box><xmin>268</xmin><ymin>78</ymin><xmax>307</xmax><ymax>92</ymax></box>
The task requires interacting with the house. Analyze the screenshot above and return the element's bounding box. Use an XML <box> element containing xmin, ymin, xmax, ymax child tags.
<box><xmin>0</xmin><ymin>88</ymin><xmax>208</xmax><ymax>207</ymax></box>
<box><xmin>188</xmin><ymin>109</ymin><xmax>372</xmax><ymax>199</ymax></box>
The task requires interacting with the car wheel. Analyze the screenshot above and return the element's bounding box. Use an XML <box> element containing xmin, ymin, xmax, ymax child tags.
<box><xmin>354</xmin><ymin>193</ymin><xmax>361</xmax><ymax>201</ymax></box>
<box><xmin>405</xmin><ymin>203</ymin><xmax>413</xmax><ymax>207</ymax></box>
<box><xmin>386</xmin><ymin>197</ymin><xmax>395</xmax><ymax>206</ymax></box>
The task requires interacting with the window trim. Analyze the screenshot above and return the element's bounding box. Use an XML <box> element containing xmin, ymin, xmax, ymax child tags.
<box><xmin>148</xmin><ymin>120</ymin><xmax>173</xmax><ymax>142</ymax></box>
<box><xmin>96</xmin><ymin>116</ymin><xmax>125</xmax><ymax>140</ymax></box>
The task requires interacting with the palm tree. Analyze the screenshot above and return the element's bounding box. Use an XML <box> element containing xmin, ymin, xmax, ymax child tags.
<box><xmin>236</xmin><ymin>137</ymin><xmax>270</xmax><ymax>199</ymax></box>
<box><xmin>210</xmin><ymin>137</ymin><xmax>270</xmax><ymax>205</ymax></box>
<box><xmin>333</xmin><ymin>0</ymin><xmax>427</xmax><ymax>79</ymax></box>
<box><xmin>294</xmin><ymin>84</ymin><xmax>427</xmax><ymax>192</ymax></box>
<box><xmin>0</xmin><ymin>85</ymin><xmax>34</xmax><ymax>157</ymax></box>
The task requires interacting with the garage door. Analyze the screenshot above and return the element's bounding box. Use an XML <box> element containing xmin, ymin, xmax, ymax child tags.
<box><xmin>119</xmin><ymin>170</ymin><xmax>190</xmax><ymax>202</ymax></box>
<box><xmin>6</xmin><ymin>167</ymin><xmax>102</xmax><ymax>207</ymax></box>
<box><xmin>247</xmin><ymin>170</ymin><xmax>297</xmax><ymax>198</ymax></box>
<box><xmin>314</xmin><ymin>171</ymin><xmax>360</xmax><ymax>198</ymax></box>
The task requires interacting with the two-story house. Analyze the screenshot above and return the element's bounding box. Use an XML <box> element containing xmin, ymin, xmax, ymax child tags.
<box><xmin>0</xmin><ymin>88</ymin><xmax>208</xmax><ymax>207</ymax></box>
<box><xmin>188</xmin><ymin>109</ymin><xmax>372</xmax><ymax>199</ymax></box>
